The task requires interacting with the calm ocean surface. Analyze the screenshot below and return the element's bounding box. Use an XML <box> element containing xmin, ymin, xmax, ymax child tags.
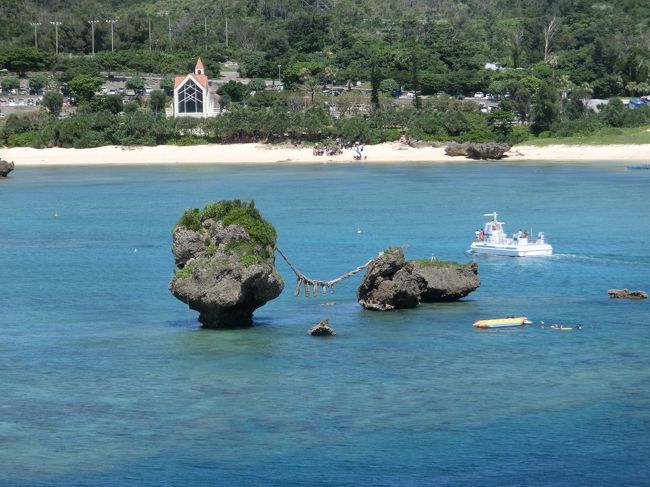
<box><xmin>1</xmin><ymin>161</ymin><xmax>649</xmax><ymax>486</ymax></box>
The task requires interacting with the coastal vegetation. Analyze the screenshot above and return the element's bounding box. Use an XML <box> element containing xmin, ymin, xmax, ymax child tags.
<box><xmin>179</xmin><ymin>200</ymin><xmax>277</xmax><ymax>263</ymax></box>
<box><xmin>2</xmin><ymin>101</ymin><xmax>650</xmax><ymax>149</ymax></box>
<box><xmin>1</xmin><ymin>0</ymin><xmax>649</xmax><ymax>147</ymax></box>
<box><xmin>525</xmin><ymin>126</ymin><xmax>650</xmax><ymax>146</ymax></box>
<box><xmin>413</xmin><ymin>258</ymin><xmax>464</xmax><ymax>268</ymax></box>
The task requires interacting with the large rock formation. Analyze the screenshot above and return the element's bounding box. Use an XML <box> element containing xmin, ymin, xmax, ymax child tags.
<box><xmin>357</xmin><ymin>248</ymin><xmax>427</xmax><ymax>311</ymax></box>
<box><xmin>169</xmin><ymin>200</ymin><xmax>284</xmax><ymax>328</ymax></box>
<box><xmin>357</xmin><ymin>248</ymin><xmax>480</xmax><ymax>310</ymax></box>
<box><xmin>608</xmin><ymin>288</ymin><xmax>647</xmax><ymax>300</ymax></box>
<box><xmin>444</xmin><ymin>142</ymin><xmax>468</xmax><ymax>157</ymax></box>
<box><xmin>0</xmin><ymin>159</ymin><xmax>15</xmax><ymax>177</ymax></box>
<box><xmin>445</xmin><ymin>142</ymin><xmax>511</xmax><ymax>160</ymax></box>
<box><xmin>413</xmin><ymin>260</ymin><xmax>480</xmax><ymax>302</ymax></box>
<box><xmin>465</xmin><ymin>143</ymin><xmax>511</xmax><ymax>160</ymax></box>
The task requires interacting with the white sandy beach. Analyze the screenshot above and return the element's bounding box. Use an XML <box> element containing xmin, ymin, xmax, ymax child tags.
<box><xmin>2</xmin><ymin>142</ymin><xmax>649</xmax><ymax>166</ymax></box>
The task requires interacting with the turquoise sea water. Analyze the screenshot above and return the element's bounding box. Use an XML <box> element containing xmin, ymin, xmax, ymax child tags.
<box><xmin>1</xmin><ymin>162</ymin><xmax>649</xmax><ymax>486</ymax></box>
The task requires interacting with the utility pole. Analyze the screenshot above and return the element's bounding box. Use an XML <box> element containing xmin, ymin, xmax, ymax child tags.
<box><xmin>204</xmin><ymin>17</ymin><xmax>208</xmax><ymax>50</ymax></box>
<box><xmin>50</xmin><ymin>21</ymin><xmax>62</xmax><ymax>55</ymax></box>
<box><xmin>225</xmin><ymin>17</ymin><xmax>228</xmax><ymax>48</ymax></box>
<box><xmin>158</xmin><ymin>11</ymin><xmax>170</xmax><ymax>49</ymax></box>
<box><xmin>88</xmin><ymin>20</ymin><xmax>99</xmax><ymax>56</ymax></box>
<box><xmin>148</xmin><ymin>17</ymin><xmax>152</xmax><ymax>51</ymax></box>
<box><xmin>30</xmin><ymin>22</ymin><xmax>41</xmax><ymax>49</ymax></box>
<box><xmin>277</xmin><ymin>64</ymin><xmax>282</xmax><ymax>89</ymax></box>
<box><xmin>105</xmin><ymin>19</ymin><xmax>118</xmax><ymax>52</ymax></box>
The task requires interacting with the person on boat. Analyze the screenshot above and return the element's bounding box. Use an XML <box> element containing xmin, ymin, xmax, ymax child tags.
<box><xmin>575</xmin><ymin>323</ymin><xmax>582</xmax><ymax>329</ymax></box>
<box><xmin>475</xmin><ymin>229</ymin><xmax>480</xmax><ymax>241</ymax></box>
<box><xmin>479</xmin><ymin>229</ymin><xmax>484</xmax><ymax>241</ymax></box>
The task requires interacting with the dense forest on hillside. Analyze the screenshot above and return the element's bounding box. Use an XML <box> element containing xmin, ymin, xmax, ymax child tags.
<box><xmin>2</xmin><ymin>0</ymin><xmax>649</xmax><ymax>96</ymax></box>
<box><xmin>1</xmin><ymin>0</ymin><xmax>649</xmax><ymax>149</ymax></box>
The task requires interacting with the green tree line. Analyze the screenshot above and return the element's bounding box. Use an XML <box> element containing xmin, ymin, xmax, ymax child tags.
<box><xmin>1</xmin><ymin>0</ymin><xmax>649</xmax><ymax>97</ymax></box>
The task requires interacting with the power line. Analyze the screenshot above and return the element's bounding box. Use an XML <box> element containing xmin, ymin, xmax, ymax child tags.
<box><xmin>88</xmin><ymin>20</ymin><xmax>100</xmax><ymax>56</ymax></box>
<box><xmin>158</xmin><ymin>11</ymin><xmax>171</xmax><ymax>49</ymax></box>
<box><xmin>106</xmin><ymin>19</ymin><xmax>118</xmax><ymax>52</ymax></box>
<box><xmin>49</xmin><ymin>21</ymin><xmax>62</xmax><ymax>55</ymax></box>
<box><xmin>29</xmin><ymin>22</ymin><xmax>41</xmax><ymax>49</ymax></box>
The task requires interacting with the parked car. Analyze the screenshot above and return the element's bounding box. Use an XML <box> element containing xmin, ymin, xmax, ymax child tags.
<box><xmin>474</xmin><ymin>92</ymin><xmax>485</xmax><ymax>98</ymax></box>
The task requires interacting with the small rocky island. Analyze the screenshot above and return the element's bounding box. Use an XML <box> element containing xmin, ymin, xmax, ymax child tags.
<box><xmin>169</xmin><ymin>200</ymin><xmax>284</xmax><ymax>328</ymax></box>
<box><xmin>0</xmin><ymin>159</ymin><xmax>15</xmax><ymax>177</ymax></box>
<box><xmin>608</xmin><ymin>288</ymin><xmax>647</xmax><ymax>300</ymax></box>
<box><xmin>357</xmin><ymin>247</ymin><xmax>480</xmax><ymax>310</ymax></box>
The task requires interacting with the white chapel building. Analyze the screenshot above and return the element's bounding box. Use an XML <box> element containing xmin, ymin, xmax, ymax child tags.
<box><xmin>171</xmin><ymin>58</ymin><xmax>218</xmax><ymax>118</ymax></box>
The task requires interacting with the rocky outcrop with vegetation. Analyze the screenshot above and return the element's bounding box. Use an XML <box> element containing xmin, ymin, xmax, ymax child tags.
<box><xmin>357</xmin><ymin>248</ymin><xmax>427</xmax><ymax>311</ymax></box>
<box><xmin>358</xmin><ymin>248</ymin><xmax>480</xmax><ymax>311</ymax></box>
<box><xmin>169</xmin><ymin>200</ymin><xmax>284</xmax><ymax>328</ymax></box>
<box><xmin>0</xmin><ymin>159</ymin><xmax>14</xmax><ymax>177</ymax></box>
<box><xmin>412</xmin><ymin>260</ymin><xmax>480</xmax><ymax>302</ymax></box>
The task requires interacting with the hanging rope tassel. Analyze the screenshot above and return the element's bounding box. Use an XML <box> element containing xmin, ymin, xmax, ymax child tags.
<box><xmin>294</xmin><ymin>277</ymin><xmax>302</xmax><ymax>296</ymax></box>
<box><xmin>276</xmin><ymin>246</ymin><xmax>376</xmax><ymax>299</ymax></box>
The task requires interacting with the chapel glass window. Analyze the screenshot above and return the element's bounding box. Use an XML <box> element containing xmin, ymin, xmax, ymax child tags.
<box><xmin>178</xmin><ymin>79</ymin><xmax>203</xmax><ymax>113</ymax></box>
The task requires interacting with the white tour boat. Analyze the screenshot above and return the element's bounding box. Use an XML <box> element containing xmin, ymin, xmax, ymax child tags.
<box><xmin>469</xmin><ymin>212</ymin><xmax>553</xmax><ymax>257</ymax></box>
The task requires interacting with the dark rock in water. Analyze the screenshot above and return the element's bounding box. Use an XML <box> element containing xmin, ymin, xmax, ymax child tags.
<box><xmin>309</xmin><ymin>318</ymin><xmax>336</xmax><ymax>336</ymax></box>
<box><xmin>465</xmin><ymin>143</ymin><xmax>511</xmax><ymax>160</ymax></box>
<box><xmin>412</xmin><ymin>260</ymin><xmax>480</xmax><ymax>302</ymax></box>
<box><xmin>608</xmin><ymin>288</ymin><xmax>647</xmax><ymax>300</ymax></box>
<box><xmin>357</xmin><ymin>247</ymin><xmax>427</xmax><ymax>311</ymax></box>
<box><xmin>0</xmin><ymin>159</ymin><xmax>15</xmax><ymax>177</ymax></box>
<box><xmin>444</xmin><ymin>142</ymin><xmax>468</xmax><ymax>157</ymax></box>
<box><xmin>169</xmin><ymin>200</ymin><xmax>284</xmax><ymax>328</ymax></box>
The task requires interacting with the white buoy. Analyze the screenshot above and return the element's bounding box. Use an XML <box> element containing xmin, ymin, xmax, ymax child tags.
<box><xmin>53</xmin><ymin>212</ymin><xmax>59</xmax><ymax>218</ymax></box>
<box><xmin>133</xmin><ymin>248</ymin><xmax>138</xmax><ymax>253</ymax></box>
<box><xmin>356</xmin><ymin>228</ymin><xmax>362</xmax><ymax>234</ymax></box>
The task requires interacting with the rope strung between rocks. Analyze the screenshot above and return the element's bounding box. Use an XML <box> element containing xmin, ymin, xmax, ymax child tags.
<box><xmin>275</xmin><ymin>247</ymin><xmax>377</xmax><ymax>297</ymax></box>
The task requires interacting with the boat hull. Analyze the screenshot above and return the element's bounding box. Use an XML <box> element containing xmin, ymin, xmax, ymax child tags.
<box><xmin>473</xmin><ymin>317</ymin><xmax>528</xmax><ymax>328</ymax></box>
<box><xmin>469</xmin><ymin>242</ymin><xmax>553</xmax><ymax>257</ymax></box>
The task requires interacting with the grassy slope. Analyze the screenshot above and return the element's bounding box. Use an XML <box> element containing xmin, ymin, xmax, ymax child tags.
<box><xmin>523</xmin><ymin>126</ymin><xmax>650</xmax><ymax>146</ymax></box>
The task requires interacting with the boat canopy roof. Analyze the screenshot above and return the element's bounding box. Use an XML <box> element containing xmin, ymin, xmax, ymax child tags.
<box><xmin>483</xmin><ymin>211</ymin><xmax>505</xmax><ymax>225</ymax></box>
